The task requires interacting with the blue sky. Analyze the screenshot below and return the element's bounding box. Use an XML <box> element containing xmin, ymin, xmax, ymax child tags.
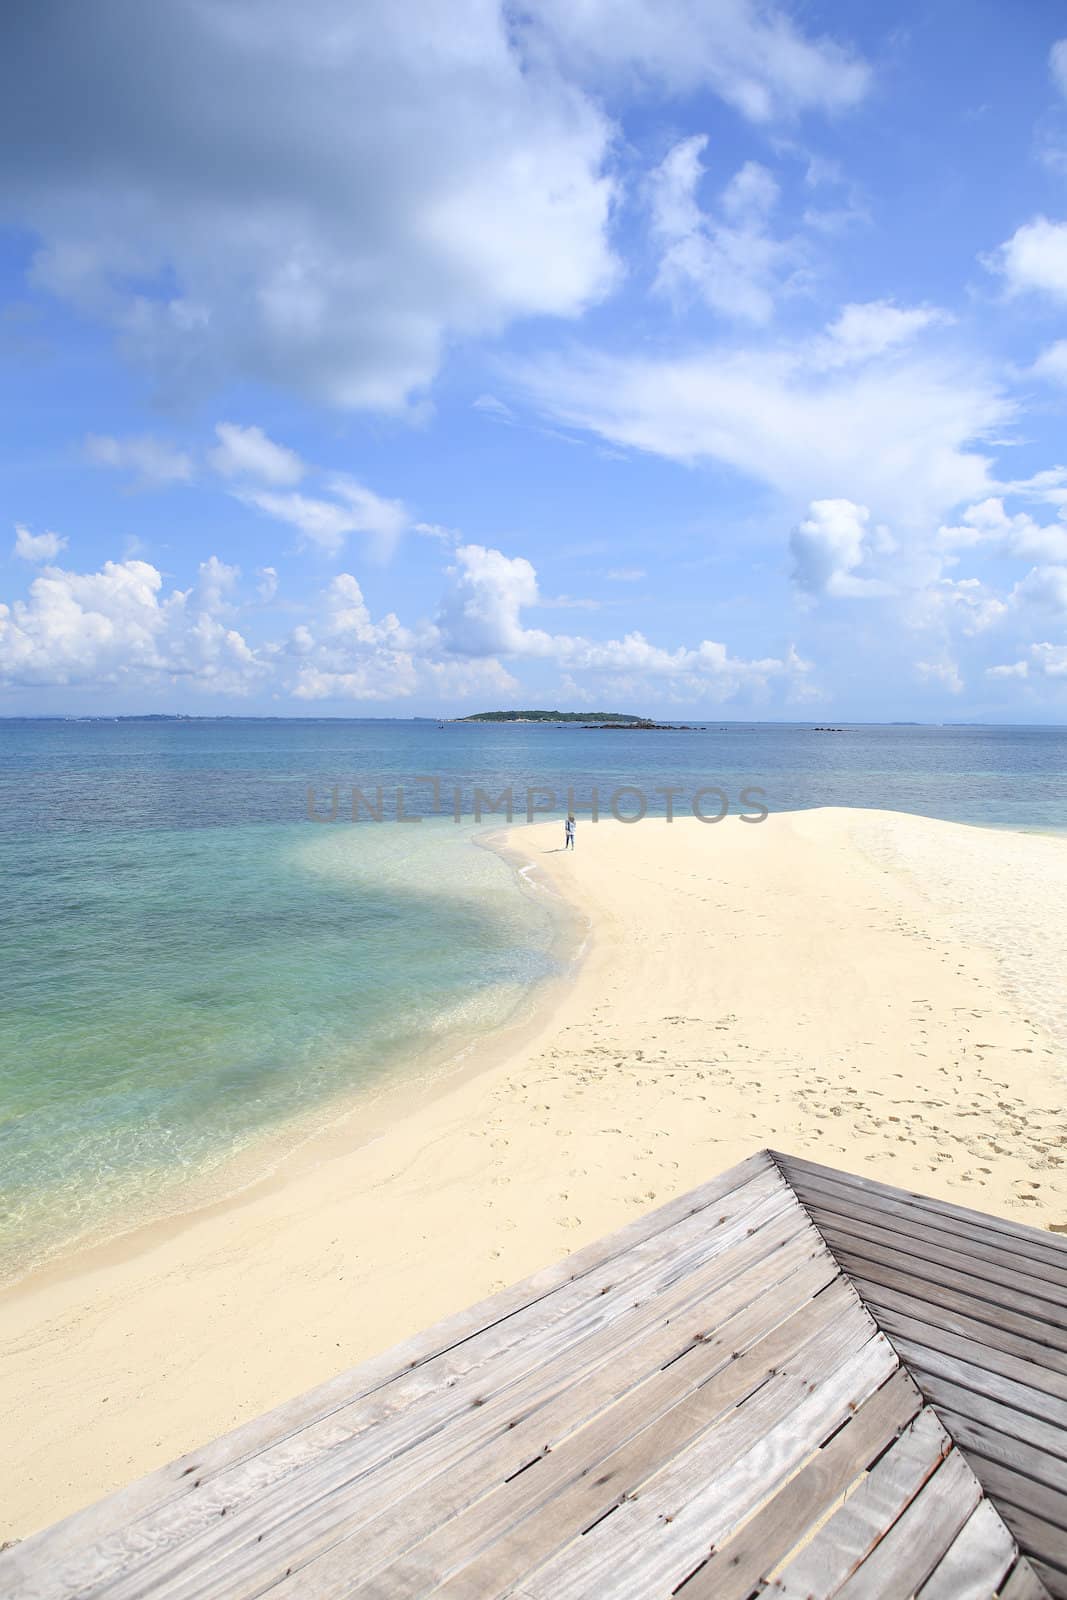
<box><xmin>3</xmin><ymin>0</ymin><xmax>1067</xmax><ymax>719</ymax></box>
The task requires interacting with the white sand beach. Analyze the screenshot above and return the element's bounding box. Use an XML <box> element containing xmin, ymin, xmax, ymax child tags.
<box><xmin>1</xmin><ymin>807</ymin><xmax>1064</xmax><ymax>1543</ymax></box>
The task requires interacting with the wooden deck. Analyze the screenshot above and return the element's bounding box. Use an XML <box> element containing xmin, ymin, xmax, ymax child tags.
<box><xmin>778</xmin><ymin>1151</ymin><xmax>1067</xmax><ymax>1599</ymax></box>
<box><xmin>3</xmin><ymin>1150</ymin><xmax>1061</xmax><ymax>1599</ymax></box>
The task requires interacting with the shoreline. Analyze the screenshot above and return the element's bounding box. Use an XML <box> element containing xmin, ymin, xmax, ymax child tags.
<box><xmin>2</xmin><ymin>806</ymin><xmax>1065</xmax><ymax>1540</ymax></box>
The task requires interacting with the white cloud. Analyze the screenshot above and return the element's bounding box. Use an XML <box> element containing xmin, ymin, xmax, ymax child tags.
<box><xmin>987</xmin><ymin>216</ymin><xmax>1067</xmax><ymax>301</ymax></box>
<box><xmin>436</xmin><ymin>543</ymin><xmax>809</xmax><ymax>699</ymax></box>
<box><xmin>3</xmin><ymin>2</ymin><xmax>618</xmax><ymax>412</ymax></box>
<box><xmin>649</xmin><ymin>137</ymin><xmax>792</xmax><ymax>323</ymax></box>
<box><xmin>815</xmin><ymin>301</ymin><xmax>948</xmax><ymax>368</ymax></box>
<box><xmin>257</xmin><ymin>566</ymin><xmax>279</xmax><ymax>602</ymax></box>
<box><xmin>1051</xmin><ymin>39</ymin><xmax>1067</xmax><ymax>98</ymax></box>
<box><xmin>0</xmin><ymin>556</ymin><xmax>262</xmax><ymax>693</ymax></box>
<box><xmin>790</xmin><ymin>498</ymin><xmax>891</xmax><ymax>597</ymax></box>
<box><xmin>13</xmin><ymin>524</ymin><xmax>68</xmax><ymax>563</ymax></box>
<box><xmin>209</xmin><ymin>423</ymin><xmax>304</xmax><ymax>486</ymax></box>
<box><xmin>516</xmin><ymin>329</ymin><xmax>1006</xmax><ymax>529</ymax></box>
<box><xmin>606</xmin><ymin>567</ymin><xmax>646</xmax><ymax>582</ymax></box>
<box><xmin>1011</xmin><ymin>564</ymin><xmax>1067</xmax><ymax>614</ymax></box>
<box><xmin>526</xmin><ymin>0</ymin><xmax>870</xmax><ymax>122</ymax></box>
<box><xmin>938</xmin><ymin>497</ymin><xmax>1067</xmax><ymax>563</ymax></box>
<box><xmin>1031</xmin><ymin>340</ymin><xmax>1067</xmax><ymax>384</ymax></box>
<box><xmin>916</xmin><ymin>657</ymin><xmax>964</xmax><ymax>693</ymax></box>
<box><xmin>236</xmin><ymin>476</ymin><xmax>408</xmax><ymax>558</ymax></box>
<box><xmin>989</xmin><ymin>642</ymin><xmax>1067</xmax><ymax>680</ymax></box>
<box><xmin>84</xmin><ymin>433</ymin><xmax>194</xmax><ymax>488</ymax></box>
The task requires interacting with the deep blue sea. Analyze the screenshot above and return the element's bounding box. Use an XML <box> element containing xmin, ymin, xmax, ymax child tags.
<box><xmin>1</xmin><ymin>716</ymin><xmax>1064</xmax><ymax>1280</ymax></box>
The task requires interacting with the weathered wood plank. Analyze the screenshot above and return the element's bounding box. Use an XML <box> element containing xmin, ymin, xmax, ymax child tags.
<box><xmin>781</xmin><ymin>1161</ymin><xmax>1067</xmax><ymax>1277</ymax></box>
<box><xmin>521</xmin><ymin>1335</ymin><xmax>900</xmax><ymax>1600</ymax></box>
<box><xmin>820</xmin><ymin>1228</ymin><xmax>1067</xmax><ymax>1333</ymax></box>
<box><xmin>852</xmin><ymin>1277</ymin><xmax>1067</xmax><ymax>1382</ymax></box>
<box><xmin>775</xmin><ymin>1152</ymin><xmax>1067</xmax><ymax>1261</ymax></box>
<box><xmin>307</xmin><ymin>1281</ymin><xmax>875</xmax><ymax>1600</ymax></box>
<box><xmin>10</xmin><ymin>1168</ymin><xmax>801</xmax><ymax>1600</ymax></box>
<box><xmin>816</xmin><ymin>1214</ymin><xmax>1067</xmax><ymax>1319</ymax></box>
<box><xmin>916</xmin><ymin>1499</ymin><xmax>1018</xmax><ymax>1600</ymax></box>
<box><xmin>990</xmin><ymin>1504</ymin><xmax>1067</xmax><ymax>1584</ymax></box>
<box><xmin>771</xmin><ymin>1407</ymin><xmax>952</xmax><ymax>1599</ymax></box>
<box><xmin>202</xmin><ymin>1241</ymin><xmax>844</xmax><ymax>1600</ymax></box>
<box><xmin>2</xmin><ymin>1154</ymin><xmax>777</xmax><ymax>1592</ymax></box>
<box><xmin>910</xmin><ymin>1371</ymin><xmax>1067</xmax><ymax>1465</ymax></box>
<box><xmin>890</xmin><ymin>1336</ymin><xmax>1067</xmax><ymax>1433</ymax></box>
<box><xmin>1030</xmin><ymin>1559</ymin><xmax>1067</xmax><ymax>1600</ymax></box>
<box><xmin>998</xmin><ymin>1558</ymin><xmax>1055</xmax><ymax>1598</ymax></box>
<box><xmin>846</xmin><ymin>1261</ymin><xmax>1067</xmax><ymax>1357</ymax></box>
<box><xmin>965</xmin><ymin>1455</ymin><xmax>1067</xmax><ymax>1536</ymax></box>
<box><xmin>834</xmin><ymin>1449</ymin><xmax>983</xmax><ymax>1599</ymax></box>
<box><xmin>74</xmin><ymin>1212</ymin><xmax>824</xmax><ymax>1600</ymax></box>
<box><xmin>935</xmin><ymin>1407</ymin><xmax>1067</xmax><ymax>1499</ymax></box>
<box><xmin>677</xmin><ymin>1368</ymin><xmax>923</xmax><ymax>1600</ymax></box>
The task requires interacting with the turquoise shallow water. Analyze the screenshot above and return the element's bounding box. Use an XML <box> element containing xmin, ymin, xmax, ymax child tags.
<box><xmin>1</xmin><ymin>716</ymin><xmax>1065</xmax><ymax>1281</ymax></box>
<box><xmin>0</xmin><ymin>814</ymin><xmax>559</xmax><ymax>1280</ymax></box>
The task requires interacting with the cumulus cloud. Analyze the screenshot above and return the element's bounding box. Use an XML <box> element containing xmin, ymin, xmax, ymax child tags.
<box><xmin>790</xmin><ymin>499</ymin><xmax>892</xmax><ymax>597</ymax></box>
<box><xmin>938</xmin><ymin>497</ymin><xmax>1067</xmax><ymax>563</ymax></box>
<box><xmin>84</xmin><ymin>433</ymin><xmax>194</xmax><ymax>488</ymax></box>
<box><xmin>436</xmin><ymin>543</ymin><xmax>809</xmax><ymax>699</ymax></box>
<box><xmin>209</xmin><ymin>423</ymin><xmax>304</xmax><ymax>486</ymax></box>
<box><xmin>0</xmin><ymin>556</ymin><xmax>262</xmax><ymax>693</ymax></box>
<box><xmin>987</xmin><ymin>216</ymin><xmax>1067</xmax><ymax>301</ymax></box>
<box><xmin>236</xmin><ymin>476</ymin><xmax>408</xmax><ymax>559</ymax></box>
<box><xmin>649</xmin><ymin>138</ymin><xmax>794</xmax><ymax>323</ymax></box>
<box><xmin>989</xmin><ymin>642</ymin><xmax>1067</xmax><ymax>680</ymax></box>
<box><xmin>13</xmin><ymin>524</ymin><xmax>68</xmax><ymax>562</ymax></box>
<box><xmin>525</xmin><ymin>0</ymin><xmax>870</xmax><ymax>122</ymax></box>
<box><xmin>0</xmin><ymin>1</ymin><xmax>619</xmax><ymax>412</ymax></box>
<box><xmin>1010</xmin><ymin>564</ymin><xmax>1067</xmax><ymax>614</ymax></box>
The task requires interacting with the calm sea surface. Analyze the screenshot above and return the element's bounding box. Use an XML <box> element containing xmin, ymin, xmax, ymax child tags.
<box><xmin>1</xmin><ymin>717</ymin><xmax>1064</xmax><ymax>1280</ymax></box>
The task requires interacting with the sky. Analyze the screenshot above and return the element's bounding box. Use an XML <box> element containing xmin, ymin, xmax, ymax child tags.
<box><xmin>3</xmin><ymin>0</ymin><xmax>1067</xmax><ymax>721</ymax></box>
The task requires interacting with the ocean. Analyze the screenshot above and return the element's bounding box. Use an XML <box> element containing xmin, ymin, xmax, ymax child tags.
<box><xmin>1</xmin><ymin>716</ymin><xmax>1065</xmax><ymax>1281</ymax></box>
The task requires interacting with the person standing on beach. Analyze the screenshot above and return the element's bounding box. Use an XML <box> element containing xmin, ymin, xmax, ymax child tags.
<box><xmin>565</xmin><ymin>814</ymin><xmax>575</xmax><ymax>850</ymax></box>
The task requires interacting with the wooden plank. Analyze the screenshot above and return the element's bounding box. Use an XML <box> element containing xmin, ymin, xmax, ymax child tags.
<box><xmin>347</xmin><ymin>1286</ymin><xmax>883</xmax><ymax>1600</ymax></box>
<box><xmin>775</xmin><ymin>1152</ymin><xmax>1067</xmax><ymax>1262</ymax></box>
<box><xmin>936</xmin><ymin>1407</ymin><xmax>1067</xmax><ymax>1499</ymax></box>
<box><xmin>875</xmin><ymin>1305</ymin><xmax>1067</xmax><ymax>1406</ymax></box>
<box><xmin>821</xmin><ymin>1228</ymin><xmax>1067</xmax><ymax>1333</ymax></box>
<box><xmin>111</xmin><ymin>1242</ymin><xmax>848</xmax><ymax>1600</ymax></box>
<box><xmin>965</xmin><ymin>1454</ymin><xmax>1067</xmax><ymax>1535</ymax></box>
<box><xmin>890</xmin><ymin>1336</ymin><xmax>1067</xmax><ymax>1433</ymax></box>
<box><xmin>853</xmin><ymin>1277</ymin><xmax>1067</xmax><ymax>1381</ymax></box>
<box><xmin>678</xmin><ymin>1368</ymin><xmax>923</xmax><ymax>1600</ymax></box>
<box><xmin>834</xmin><ymin>1450</ymin><xmax>983</xmax><ymax>1598</ymax></box>
<box><xmin>500</xmin><ymin>1333</ymin><xmax>899</xmax><ymax>1600</ymax></box>
<box><xmin>992</xmin><ymin>1503</ymin><xmax>1067</xmax><ymax>1579</ymax></box>
<box><xmin>300</xmin><ymin>1280</ymin><xmax>875</xmax><ymax>1600</ymax></box>
<box><xmin>917</xmin><ymin>1373</ymin><xmax>1067</xmax><ymax>1466</ymax></box>
<box><xmin>917</xmin><ymin>1499</ymin><xmax>1018</xmax><ymax>1600</ymax></box>
<box><xmin>3</xmin><ymin>1153</ymin><xmax>778</xmax><ymax>1590</ymax></box>
<box><xmin>815</xmin><ymin>1212</ymin><xmax>1067</xmax><ymax>1319</ymax></box>
<box><xmin>14</xmin><ymin>1168</ymin><xmax>802</xmax><ymax>1600</ymax></box>
<box><xmin>1030</xmin><ymin>1560</ymin><xmax>1067</xmax><ymax>1600</ymax></box>
<box><xmin>771</xmin><ymin>1407</ymin><xmax>952</xmax><ymax>1599</ymax></box>
<box><xmin>782</xmin><ymin>1162</ymin><xmax>1067</xmax><ymax>1277</ymax></box>
<box><xmin>999</xmin><ymin>1558</ymin><xmax>1055</xmax><ymax>1598</ymax></box>
<box><xmin>846</xmin><ymin>1262</ymin><xmax>1067</xmax><ymax>1357</ymax></box>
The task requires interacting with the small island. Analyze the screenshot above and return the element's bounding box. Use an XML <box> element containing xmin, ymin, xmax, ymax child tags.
<box><xmin>458</xmin><ymin>709</ymin><xmax>646</xmax><ymax>724</ymax></box>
